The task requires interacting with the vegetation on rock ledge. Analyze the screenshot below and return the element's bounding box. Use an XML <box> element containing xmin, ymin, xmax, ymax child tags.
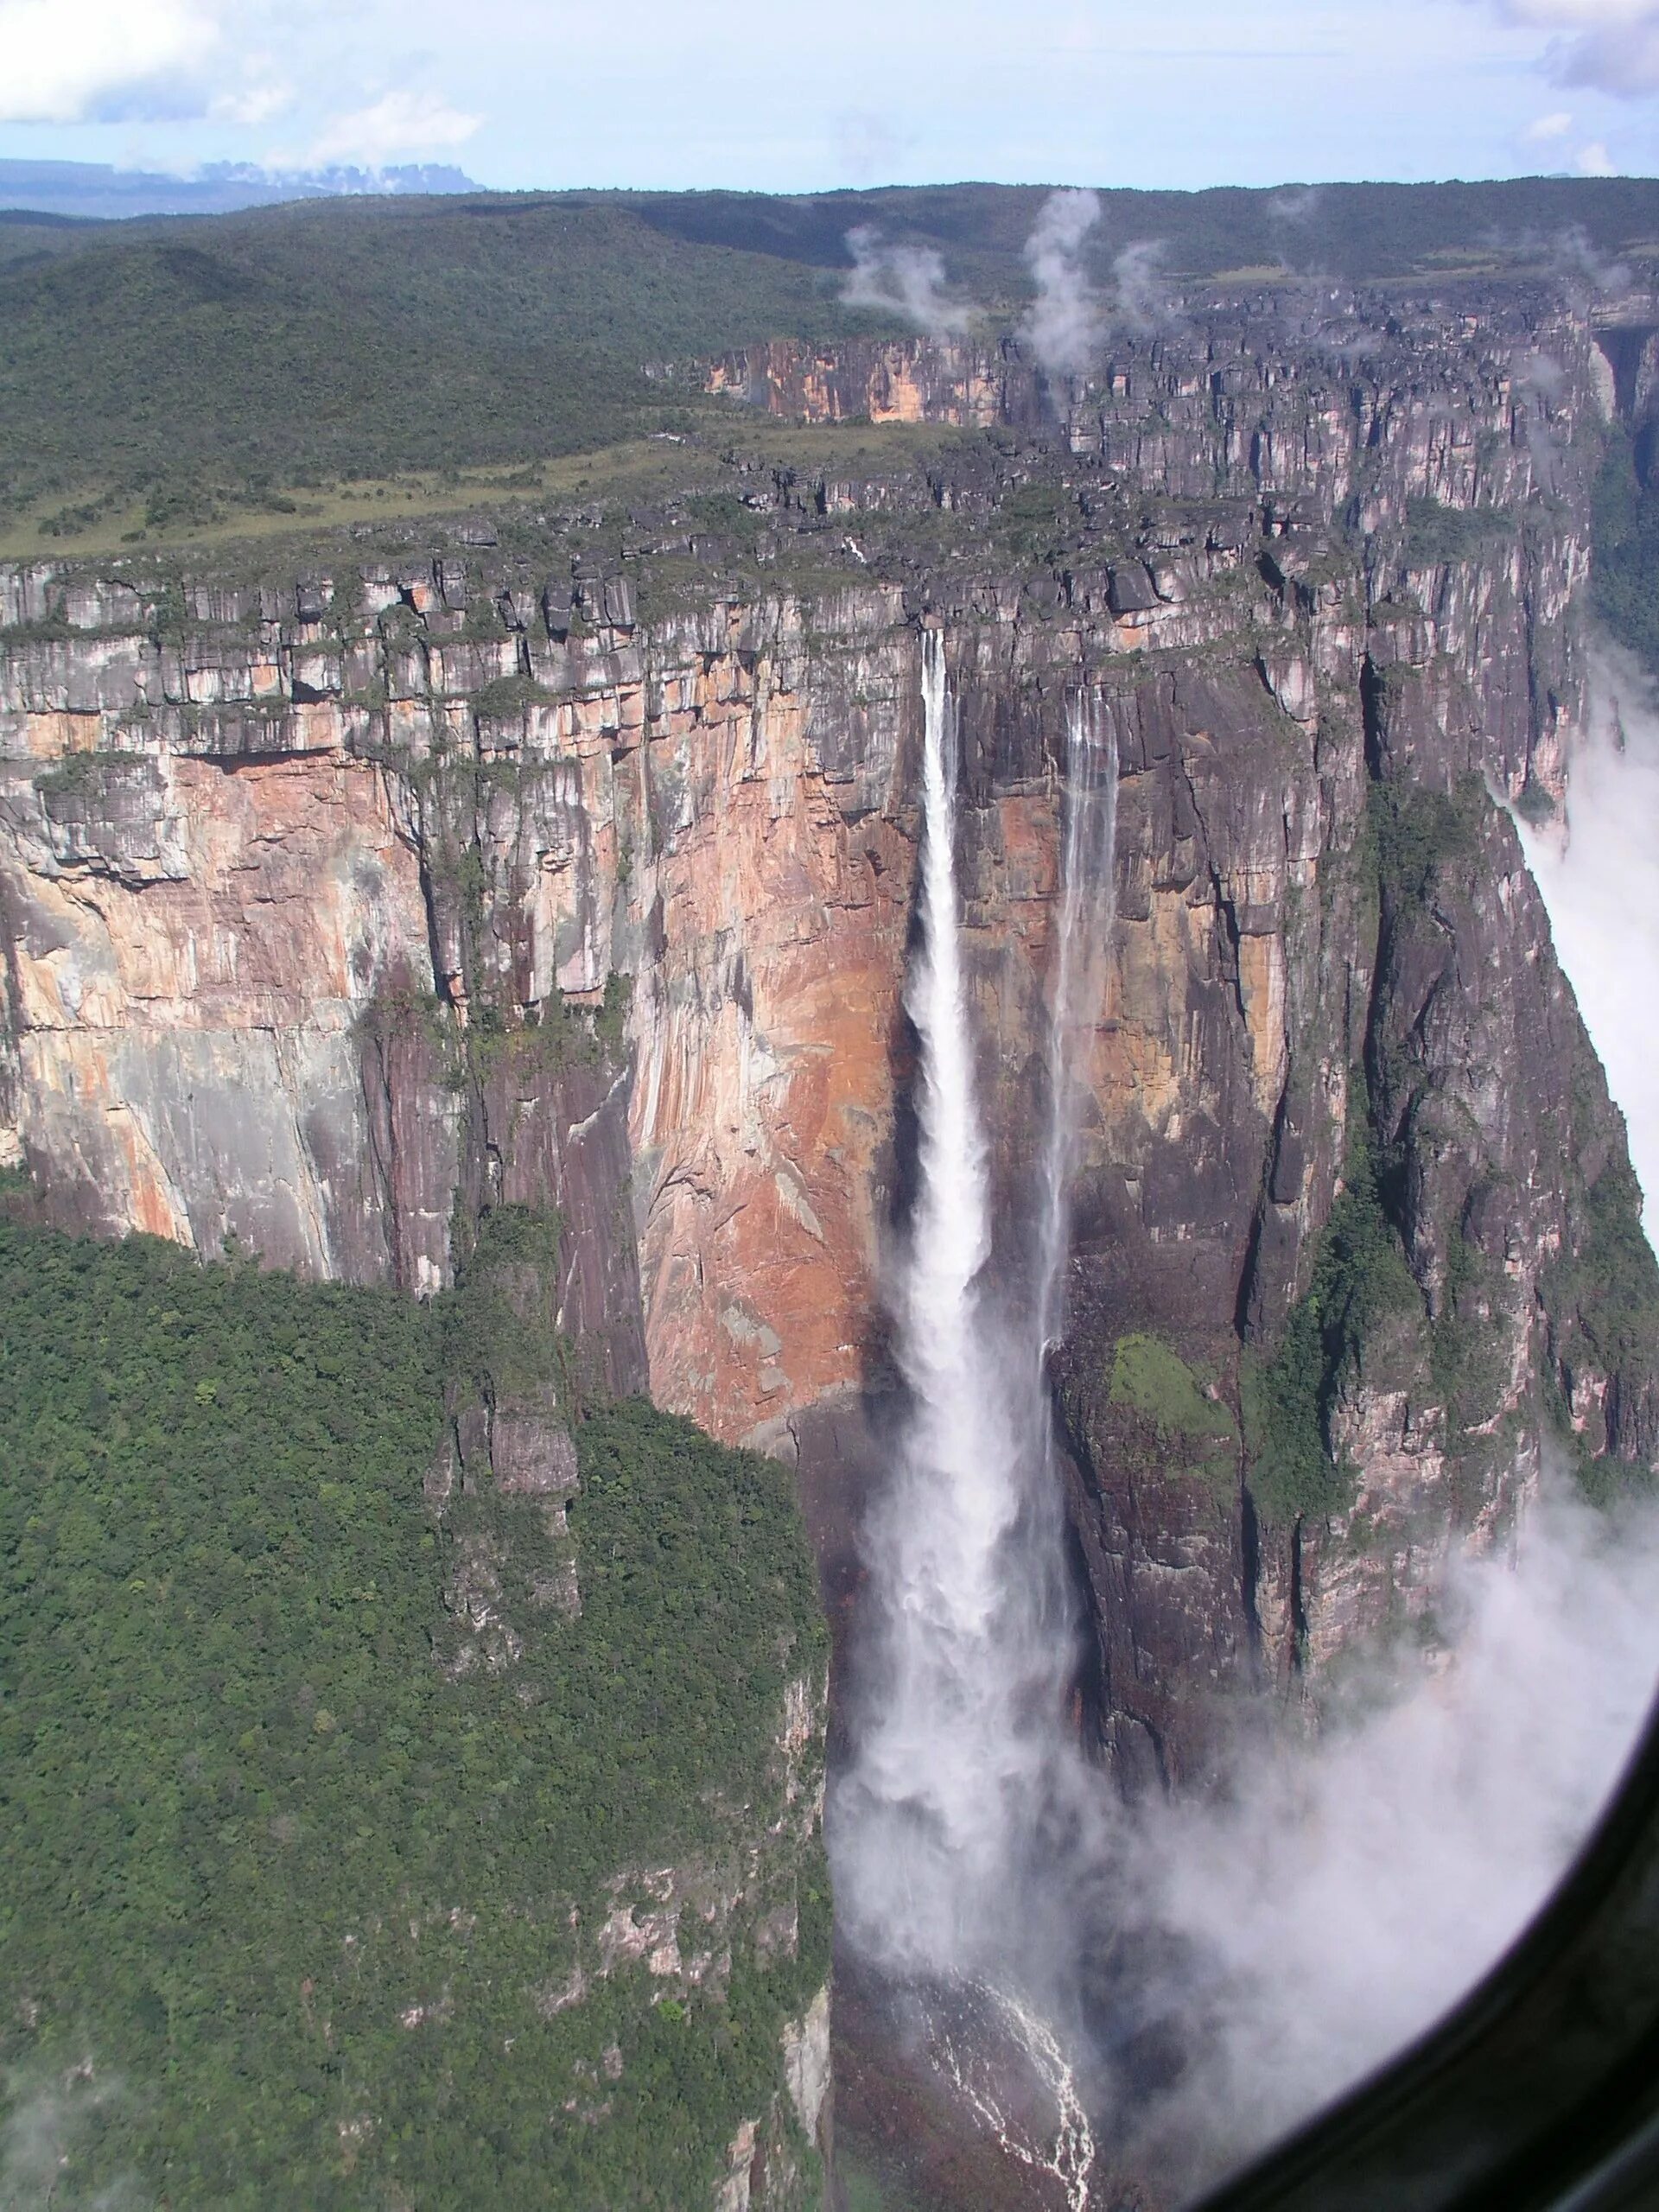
<box><xmin>1243</xmin><ymin>1129</ymin><xmax>1421</xmax><ymax>1528</ymax></box>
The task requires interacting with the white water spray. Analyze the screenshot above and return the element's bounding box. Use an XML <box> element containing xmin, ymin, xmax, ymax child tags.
<box><xmin>835</xmin><ymin>630</ymin><xmax>1050</xmax><ymax>1974</ymax></box>
<box><xmin>833</xmin><ymin>638</ymin><xmax>1118</xmax><ymax>2201</ymax></box>
<box><xmin>835</xmin><ymin>629</ymin><xmax>1659</xmax><ymax>2209</ymax></box>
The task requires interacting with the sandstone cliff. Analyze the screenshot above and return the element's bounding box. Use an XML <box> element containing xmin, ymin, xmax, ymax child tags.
<box><xmin>3</xmin><ymin>278</ymin><xmax>1653</xmax><ymax>1783</ymax></box>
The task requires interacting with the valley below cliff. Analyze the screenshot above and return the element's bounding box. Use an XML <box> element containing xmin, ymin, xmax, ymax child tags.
<box><xmin>6</xmin><ymin>249</ymin><xmax>1659</xmax><ymax>2211</ymax></box>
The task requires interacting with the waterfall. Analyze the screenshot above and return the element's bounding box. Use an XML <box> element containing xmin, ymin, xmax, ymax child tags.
<box><xmin>834</xmin><ymin>629</ymin><xmax>1040</xmax><ymax>1976</ymax></box>
<box><xmin>831</xmin><ymin>629</ymin><xmax>1659</xmax><ymax>2207</ymax></box>
<box><xmin>831</xmin><ymin>639</ymin><xmax>1117</xmax><ymax>2208</ymax></box>
<box><xmin>1036</xmin><ymin>692</ymin><xmax>1120</xmax><ymax>1370</ymax></box>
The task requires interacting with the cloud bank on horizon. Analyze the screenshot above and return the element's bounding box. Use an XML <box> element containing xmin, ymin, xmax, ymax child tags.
<box><xmin>0</xmin><ymin>0</ymin><xmax>1657</xmax><ymax>198</ymax></box>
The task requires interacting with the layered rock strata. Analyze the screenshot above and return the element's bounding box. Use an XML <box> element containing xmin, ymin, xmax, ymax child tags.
<box><xmin>2</xmin><ymin>281</ymin><xmax>1654</xmax><ymax>1771</ymax></box>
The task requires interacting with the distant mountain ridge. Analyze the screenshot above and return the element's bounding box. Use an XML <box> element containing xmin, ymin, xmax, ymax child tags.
<box><xmin>0</xmin><ymin>156</ymin><xmax>478</xmax><ymax>220</ymax></box>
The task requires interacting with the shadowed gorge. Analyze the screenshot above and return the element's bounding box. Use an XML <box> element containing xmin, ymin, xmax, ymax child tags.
<box><xmin>4</xmin><ymin>175</ymin><xmax>1659</xmax><ymax>2209</ymax></box>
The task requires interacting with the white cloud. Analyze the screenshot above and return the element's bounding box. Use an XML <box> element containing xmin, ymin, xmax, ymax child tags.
<box><xmin>1521</xmin><ymin>642</ymin><xmax>1659</xmax><ymax>1217</ymax></box>
<box><xmin>1577</xmin><ymin>135</ymin><xmax>1619</xmax><ymax>167</ymax></box>
<box><xmin>1525</xmin><ymin>106</ymin><xmax>1576</xmax><ymax>133</ymax></box>
<box><xmin>1130</xmin><ymin>1477</ymin><xmax>1659</xmax><ymax>2190</ymax></box>
<box><xmin>0</xmin><ymin>0</ymin><xmax>222</xmax><ymax>124</ymax></box>
<box><xmin>1500</xmin><ymin>0</ymin><xmax>1649</xmax><ymax>21</ymax></box>
<box><xmin>1488</xmin><ymin>0</ymin><xmax>1659</xmax><ymax>95</ymax></box>
<box><xmin>210</xmin><ymin>76</ymin><xmax>293</xmax><ymax>128</ymax></box>
<box><xmin>0</xmin><ymin>1</ymin><xmax>469</xmax><ymax>155</ymax></box>
<box><xmin>301</xmin><ymin>88</ymin><xmax>480</xmax><ymax>168</ymax></box>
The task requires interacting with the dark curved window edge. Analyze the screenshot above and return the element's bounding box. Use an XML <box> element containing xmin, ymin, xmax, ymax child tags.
<box><xmin>1192</xmin><ymin>1690</ymin><xmax>1659</xmax><ymax>2212</ymax></box>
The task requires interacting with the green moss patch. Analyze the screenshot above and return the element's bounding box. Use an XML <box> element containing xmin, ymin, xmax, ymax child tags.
<box><xmin>1108</xmin><ymin>1334</ymin><xmax>1238</xmax><ymax>1492</ymax></box>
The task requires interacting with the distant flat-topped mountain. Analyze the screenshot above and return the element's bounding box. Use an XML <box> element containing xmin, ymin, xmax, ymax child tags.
<box><xmin>0</xmin><ymin>155</ymin><xmax>478</xmax><ymax>220</ymax></box>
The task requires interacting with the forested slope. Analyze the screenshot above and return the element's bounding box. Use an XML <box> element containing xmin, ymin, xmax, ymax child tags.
<box><xmin>0</xmin><ymin>1219</ymin><xmax>829</xmax><ymax>2209</ymax></box>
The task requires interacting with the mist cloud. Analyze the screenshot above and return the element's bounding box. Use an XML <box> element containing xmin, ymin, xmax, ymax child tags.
<box><xmin>1267</xmin><ymin>184</ymin><xmax>1333</xmax><ymax>277</ymax></box>
<box><xmin>841</xmin><ymin>225</ymin><xmax>976</xmax><ymax>337</ymax></box>
<box><xmin>1</xmin><ymin>2057</ymin><xmax>143</xmax><ymax>2209</ymax></box>
<box><xmin>1021</xmin><ymin>188</ymin><xmax>1106</xmax><ymax>378</ymax></box>
<box><xmin>1110</xmin><ymin>239</ymin><xmax>1170</xmax><ymax>333</ymax></box>
<box><xmin>849</xmin><ymin>196</ymin><xmax>1172</xmax><ymax>370</ymax></box>
<box><xmin>1113</xmin><ymin>1477</ymin><xmax>1659</xmax><ymax>2191</ymax></box>
<box><xmin>1550</xmin><ymin>219</ymin><xmax>1635</xmax><ymax>293</ymax></box>
<box><xmin>1520</xmin><ymin>639</ymin><xmax>1659</xmax><ymax>1215</ymax></box>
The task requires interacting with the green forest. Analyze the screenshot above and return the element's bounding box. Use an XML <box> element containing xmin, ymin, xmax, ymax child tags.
<box><xmin>1592</xmin><ymin>423</ymin><xmax>1659</xmax><ymax>677</ymax></box>
<box><xmin>0</xmin><ymin>1220</ymin><xmax>829</xmax><ymax>2208</ymax></box>
<box><xmin>5</xmin><ymin>175</ymin><xmax>1659</xmax><ymax>537</ymax></box>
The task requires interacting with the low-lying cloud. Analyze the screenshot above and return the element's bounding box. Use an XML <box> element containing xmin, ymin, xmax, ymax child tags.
<box><xmin>847</xmin><ymin>193</ymin><xmax>1175</xmax><ymax>372</ymax></box>
<box><xmin>1021</xmin><ymin>187</ymin><xmax>1106</xmax><ymax>377</ymax></box>
<box><xmin>1114</xmin><ymin>1476</ymin><xmax>1659</xmax><ymax>2193</ymax></box>
<box><xmin>1520</xmin><ymin>639</ymin><xmax>1659</xmax><ymax>1215</ymax></box>
<box><xmin>1551</xmin><ymin>219</ymin><xmax>1635</xmax><ymax>293</ymax></box>
<box><xmin>841</xmin><ymin>224</ymin><xmax>976</xmax><ymax>336</ymax></box>
<box><xmin>1110</xmin><ymin>238</ymin><xmax>1169</xmax><ymax>333</ymax></box>
<box><xmin>1</xmin><ymin>2056</ymin><xmax>142</xmax><ymax>2209</ymax></box>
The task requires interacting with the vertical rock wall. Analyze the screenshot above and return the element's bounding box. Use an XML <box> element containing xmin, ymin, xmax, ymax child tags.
<box><xmin>3</xmin><ymin>284</ymin><xmax>1654</xmax><ymax>1770</ymax></box>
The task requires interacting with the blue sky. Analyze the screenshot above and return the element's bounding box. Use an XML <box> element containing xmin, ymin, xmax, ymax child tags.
<box><xmin>1</xmin><ymin>0</ymin><xmax>1657</xmax><ymax>194</ymax></box>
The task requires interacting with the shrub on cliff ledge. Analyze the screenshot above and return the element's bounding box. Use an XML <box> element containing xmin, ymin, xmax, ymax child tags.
<box><xmin>1245</xmin><ymin>1131</ymin><xmax>1421</xmax><ymax>1528</ymax></box>
<box><xmin>1402</xmin><ymin>498</ymin><xmax>1517</xmax><ymax>569</ymax></box>
<box><xmin>1109</xmin><ymin>1334</ymin><xmax>1238</xmax><ymax>1494</ymax></box>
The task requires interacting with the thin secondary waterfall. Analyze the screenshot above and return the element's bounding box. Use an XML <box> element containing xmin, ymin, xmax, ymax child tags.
<box><xmin>1037</xmin><ymin>691</ymin><xmax>1120</xmax><ymax>1371</ymax></box>
<box><xmin>832</xmin><ymin>638</ymin><xmax>1119</xmax><ymax>2207</ymax></box>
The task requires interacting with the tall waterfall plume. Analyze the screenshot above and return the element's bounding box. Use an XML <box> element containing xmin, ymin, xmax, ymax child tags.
<box><xmin>833</xmin><ymin>631</ymin><xmax>1041</xmax><ymax>1976</ymax></box>
<box><xmin>831</xmin><ymin>637</ymin><xmax>1120</xmax><ymax>2074</ymax></box>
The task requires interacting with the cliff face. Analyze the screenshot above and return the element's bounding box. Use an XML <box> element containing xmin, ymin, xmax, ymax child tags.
<box><xmin>3</xmin><ymin>282</ymin><xmax>1654</xmax><ymax>1778</ymax></box>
